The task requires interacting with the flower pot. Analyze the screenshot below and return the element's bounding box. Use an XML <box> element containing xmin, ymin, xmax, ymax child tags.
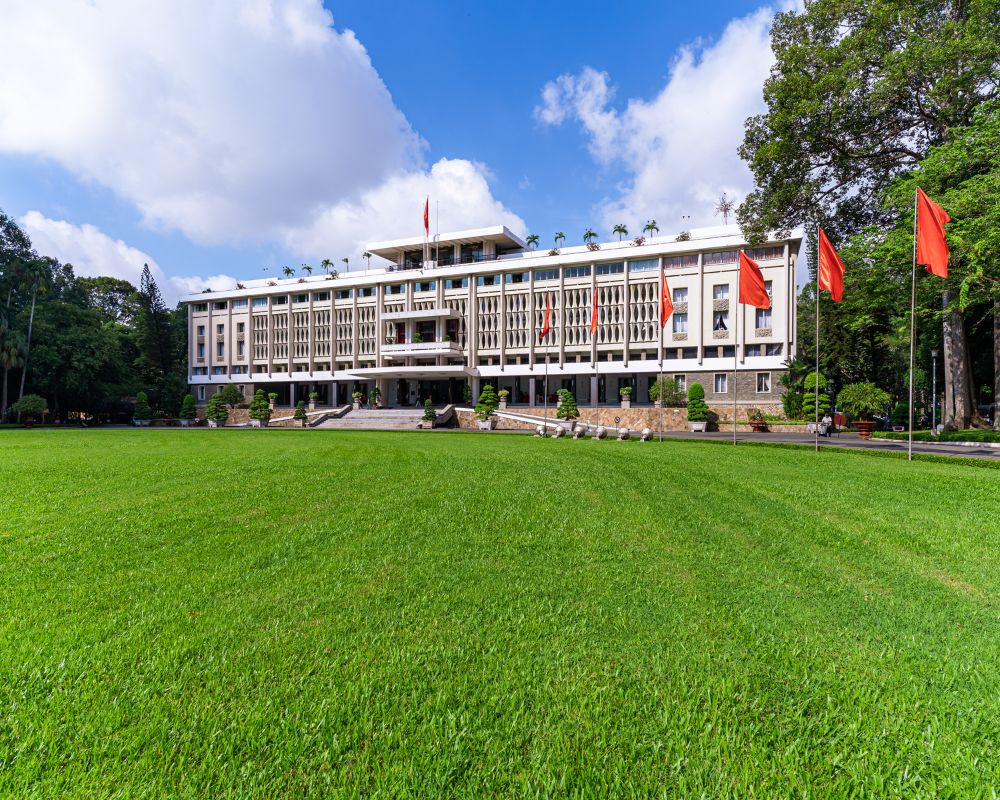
<box><xmin>854</xmin><ymin>420</ymin><xmax>876</xmax><ymax>440</ymax></box>
<box><xmin>689</xmin><ymin>421</ymin><xmax>707</xmax><ymax>433</ymax></box>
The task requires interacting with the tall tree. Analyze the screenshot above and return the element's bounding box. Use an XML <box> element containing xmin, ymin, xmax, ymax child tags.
<box><xmin>738</xmin><ymin>0</ymin><xmax>999</xmax><ymax>427</ymax></box>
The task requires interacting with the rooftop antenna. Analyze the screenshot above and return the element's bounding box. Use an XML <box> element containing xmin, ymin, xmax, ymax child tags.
<box><xmin>715</xmin><ymin>193</ymin><xmax>735</xmax><ymax>225</ymax></box>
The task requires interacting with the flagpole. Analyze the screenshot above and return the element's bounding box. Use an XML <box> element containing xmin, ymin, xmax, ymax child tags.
<box><xmin>733</xmin><ymin>261</ymin><xmax>740</xmax><ymax>446</ymax></box>
<box><xmin>815</xmin><ymin>226</ymin><xmax>821</xmax><ymax>453</ymax></box>
<box><xmin>908</xmin><ymin>190</ymin><xmax>918</xmax><ymax>462</ymax></box>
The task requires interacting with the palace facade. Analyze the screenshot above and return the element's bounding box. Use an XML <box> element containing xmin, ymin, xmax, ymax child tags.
<box><xmin>184</xmin><ymin>224</ymin><xmax>802</xmax><ymax>409</ymax></box>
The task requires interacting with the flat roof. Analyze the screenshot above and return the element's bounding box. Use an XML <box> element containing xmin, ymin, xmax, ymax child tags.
<box><xmin>366</xmin><ymin>225</ymin><xmax>526</xmax><ymax>259</ymax></box>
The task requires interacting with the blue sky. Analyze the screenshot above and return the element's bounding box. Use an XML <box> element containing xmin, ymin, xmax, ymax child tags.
<box><xmin>0</xmin><ymin>0</ymin><xmax>781</xmax><ymax>302</ymax></box>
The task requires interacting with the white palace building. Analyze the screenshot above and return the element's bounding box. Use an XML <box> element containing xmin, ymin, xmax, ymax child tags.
<box><xmin>184</xmin><ymin>224</ymin><xmax>802</xmax><ymax>410</ymax></box>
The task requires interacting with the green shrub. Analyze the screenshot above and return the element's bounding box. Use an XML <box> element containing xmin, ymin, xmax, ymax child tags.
<box><xmin>556</xmin><ymin>389</ymin><xmax>580</xmax><ymax>420</ymax></box>
<box><xmin>179</xmin><ymin>394</ymin><xmax>196</xmax><ymax>420</ymax></box>
<box><xmin>802</xmin><ymin>372</ymin><xmax>830</xmax><ymax>418</ymax></box>
<box><xmin>687</xmin><ymin>382</ymin><xmax>709</xmax><ymax>422</ymax></box>
<box><xmin>249</xmin><ymin>389</ymin><xmax>271</xmax><ymax>421</ymax></box>
<box><xmin>205</xmin><ymin>392</ymin><xmax>229</xmax><ymax>423</ymax></box>
<box><xmin>11</xmin><ymin>393</ymin><xmax>47</xmax><ymax>422</ymax></box>
<box><xmin>422</xmin><ymin>398</ymin><xmax>437</xmax><ymax>422</ymax></box>
<box><xmin>648</xmin><ymin>378</ymin><xmax>686</xmax><ymax>407</ymax></box>
<box><xmin>475</xmin><ymin>384</ymin><xmax>499</xmax><ymax>420</ymax></box>
<box><xmin>837</xmin><ymin>382</ymin><xmax>890</xmax><ymax>421</ymax></box>
<box><xmin>133</xmin><ymin>391</ymin><xmax>152</xmax><ymax>421</ymax></box>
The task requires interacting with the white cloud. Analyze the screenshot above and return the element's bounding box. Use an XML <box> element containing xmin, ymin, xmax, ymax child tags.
<box><xmin>20</xmin><ymin>212</ymin><xmax>236</xmax><ymax>305</ymax></box>
<box><xmin>534</xmin><ymin>6</ymin><xmax>780</xmax><ymax>234</ymax></box>
<box><xmin>284</xmin><ymin>158</ymin><xmax>527</xmax><ymax>264</ymax></box>
<box><xmin>0</xmin><ymin>0</ymin><xmax>422</xmax><ymax>245</ymax></box>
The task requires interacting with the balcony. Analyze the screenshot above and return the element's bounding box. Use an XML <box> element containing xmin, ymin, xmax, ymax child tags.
<box><xmin>382</xmin><ymin>340</ymin><xmax>463</xmax><ymax>359</ymax></box>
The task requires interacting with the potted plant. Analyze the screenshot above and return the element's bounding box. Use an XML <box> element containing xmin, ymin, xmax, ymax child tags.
<box><xmin>294</xmin><ymin>400</ymin><xmax>308</xmax><ymax>427</ymax></box>
<box><xmin>687</xmin><ymin>382</ymin><xmax>709</xmax><ymax>432</ymax></box>
<box><xmin>498</xmin><ymin>389</ymin><xmax>510</xmax><ymax>410</ymax></box>
<box><xmin>179</xmin><ymin>393</ymin><xmax>197</xmax><ymax>427</ymax></box>
<box><xmin>205</xmin><ymin>392</ymin><xmax>229</xmax><ymax>428</ymax></box>
<box><xmin>421</xmin><ymin>398</ymin><xmax>437</xmax><ymax>429</ymax></box>
<box><xmin>249</xmin><ymin>388</ymin><xmax>272</xmax><ymax>428</ymax></box>
<box><xmin>267</xmin><ymin>392</ymin><xmax>278</xmax><ymax>411</ymax></box>
<box><xmin>132</xmin><ymin>391</ymin><xmax>152</xmax><ymax>427</ymax></box>
<box><xmin>11</xmin><ymin>393</ymin><xmax>46</xmax><ymax>428</ymax></box>
<box><xmin>556</xmin><ymin>388</ymin><xmax>580</xmax><ymax>431</ymax></box>
<box><xmin>837</xmin><ymin>382</ymin><xmax>890</xmax><ymax>439</ymax></box>
<box><xmin>351</xmin><ymin>390</ymin><xmax>363</xmax><ymax>410</ymax></box>
<box><xmin>619</xmin><ymin>386</ymin><xmax>632</xmax><ymax>409</ymax></box>
<box><xmin>475</xmin><ymin>384</ymin><xmax>500</xmax><ymax>430</ymax></box>
<box><xmin>747</xmin><ymin>407</ymin><xmax>768</xmax><ymax>433</ymax></box>
<box><xmin>308</xmin><ymin>391</ymin><xmax>318</xmax><ymax>411</ymax></box>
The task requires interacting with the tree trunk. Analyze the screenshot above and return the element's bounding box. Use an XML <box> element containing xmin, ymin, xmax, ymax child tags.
<box><xmin>941</xmin><ymin>291</ymin><xmax>976</xmax><ymax>428</ymax></box>
<box><xmin>995</xmin><ymin>301</ymin><xmax>1000</xmax><ymax>431</ymax></box>
<box><xmin>17</xmin><ymin>285</ymin><xmax>37</xmax><ymax>403</ymax></box>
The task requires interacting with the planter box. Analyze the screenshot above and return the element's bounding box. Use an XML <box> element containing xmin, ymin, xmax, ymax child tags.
<box><xmin>689</xmin><ymin>421</ymin><xmax>707</xmax><ymax>433</ymax></box>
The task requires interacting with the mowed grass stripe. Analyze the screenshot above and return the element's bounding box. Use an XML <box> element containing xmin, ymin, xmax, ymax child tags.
<box><xmin>1</xmin><ymin>429</ymin><xmax>998</xmax><ymax>798</ymax></box>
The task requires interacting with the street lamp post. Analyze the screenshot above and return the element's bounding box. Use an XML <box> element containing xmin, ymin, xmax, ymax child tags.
<box><xmin>931</xmin><ymin>348</ymin><xmax>939</xmax><ymax>435</ymax></box>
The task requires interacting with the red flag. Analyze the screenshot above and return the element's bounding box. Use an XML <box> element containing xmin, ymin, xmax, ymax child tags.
<box><xmin>738</xmin><ymin>250</ymin><xmax>770</xmax><ymax>309</ymax></box>
<box><xmin>916</xmin><ymin>187</ymin><xmax>950</xmax><ymax>278</ymax></box>
<box><xmin>817</xmin><ymin>227</ymin><xmax>845</xmax><ymax>302</ymax></box>
<box><xmin>589</xmin><ymin>287</ymin><xmax>599</xmax><ymax>335</ymax></box>
<box><xmin>423</xmin><ymin>197</ymin><xmax>429</xmax><ymax>237</ymax></box>
<box><xmin>659</xmin><ymin>270</ymin><xmax>673</xmax><ymax>327</ymax></box>
<box><xmin>539</xmin><ymin>295</ymin><xmax>551</xmax><ymax>340</ymax></box>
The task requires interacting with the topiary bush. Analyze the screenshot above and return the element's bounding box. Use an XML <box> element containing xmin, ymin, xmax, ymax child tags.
<box><xmin>687</xmin><ymin>382</ymin><xmax>709</xmax><ymax>422</ymax></box>
<box><xmin>249</xmin><ymin>389</ymin><xmax>271</xmax><ymax>421</ymax></box>
<box><xmin>802</xmin><ymin>372</ymin><xmax>830</xmax><ymax>418</ymax></box>
<box><xmin>205</xmin><ymin>392</ymin><xmax>229</xmax><ymax>423</ymax></box>
<box><xmin>133</xmin><ymin>391</ymin><xmax>152</xmax><ymax>421</ymax></box>
<box><xmin>475</xmin><ymin>384</ymin><xmax>499</xmax><ymax>420</ymax></box>
<box><xmin>556</xmin><ymin>388</ymin><xmax>580</xmax><ymax>420</ymax></box>
<box><xmin>179</xmin><ymin>394</ymin><xmax>196</xmax><ymax>420</ymax></box>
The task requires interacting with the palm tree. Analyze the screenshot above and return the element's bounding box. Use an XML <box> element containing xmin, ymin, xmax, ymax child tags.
<box><xmin>643</xmin><ymin>219</ymin><xmax>659</xmax><ymax>238</ymax></box>
<box><xmin>612</xmin><ymin>224</ymin><xmax>628</xmax><ymax>241</ymax></box>
<box><xmin>583</xmin><ymin>228</ymin><xmax>598</xmax><ymax>245</ymax></box>
<box><xmin>301</xmin><ymin>263</ymin><xmax>313</xmax><ymax>275</ymax></box>
<box><xmin>282</xmin><ymin>265</ymin><xmax>295</xmax><ymax>278</ymax></box>
<box><xmin>554</xmin><ymin>232</ymin><xmax>565</xmax><ymax>249</ymax></box>
<box><xmin>526</xmin><ymin>234</ymin><xmax>540</xmax><ymax>250</ymax></box>
<box><xmin>17</xmin><ymin>258</ymin><xmax>49</xmax><ymax>404</ymax></box>
<box><xmin>0</xmin><ymin>324</ymin><xmax>25</xmax><ymax>419</ymax></box>
<box><xmin>320</xmin><ymin>258</ymin><xmax>334</xmax><ymax>276</ymax></box>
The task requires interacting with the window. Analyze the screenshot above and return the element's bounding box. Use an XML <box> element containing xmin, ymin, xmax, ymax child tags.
<box><xmin>384</xmin><ymin>284</ymin><xmax>404</xmax><ymax>295</ymax></box>
<box><xmin>232</xmin><ymin>299</ymin><xmax>248</xmax><ymax>309</ymax></box>
<box><xmin>272</xmin><ymin>295</ymin><xmax>287</xmax><ymax>305</ymax></box>
<box><xmin>197</xmin><ymin>386</ymin><xmax>206</xmax><ymax>400</ymax></box>
<box><xmin>358</xmin><ymin>287</ymin><xmax>375</xmax><ymax>297</ymax></box>
<box><xmin>703</xmin><ymin>250</ymin><xmax>738</xmax><ymax>265</ymax></box>
<box><xmin>596</xmin><ymin>261</ymin><xmax>624</xmax><ymax>275</ymax></box>
<box><xmin>196</xmin><ymin>325</ymin><xmax>205</xmax><ymax>337</ymax></box>
<box><xmin>672</xmin><ymin>286</ymin><xmax>688</xmax><ymax>303</ymax></box>
<box><xmin>533</xmin><ymin>269</ymin><xmax>559</xmax><ymax>282</ymax></box>
<box><xmin>672</xmin><ymin>313</ymin><xmax>688</xmax><ymax>334</ymax></box>
<box><xmin>505</xmin><ymin>272</ymin><xmax>528</xmax><ymax>284</ymax></box>
<box><xmin>755</xmin><ymin>306</ymin><xmax>772</xmax><ymax>328</ymax></box>
<box><xmin>714</xmin><ymin>373</ymin><xmax>728</xmax><ymax>394</ymax></box>
<box><xmin>216</xmin><ymin>324</ymin><xmax>224</xmax><ymax>335</ymax></box>
<box><xmin>757</xmin><ymin>372</ymin><xmax>772</xmax><ymax>393</ymax></box>
<box><xmin>713</xmin><ymin>311</ymin><xmax>729</xmax><ymax>331</ymax></box>
<box><xmin>212</xmin><ymin>301</ymin><xmax>227</xmax><ymax>311</ymax></box>
<box><xmin>193</xmin><ymin>303</ymin><xmax>208</xmax><ymax>312</ymax></box>
<box><xmin>216</xmin><ymin>341</ymin><xmax>224</xmax><ymax>358</ymax></box>
<box><xmin>564</xmin><ymin>265</ymin><xmax>591</xmax><ymax>278</ymax></box>
<box><xmin>663</xmin><ymin>254</ymin><xmax>699</xmax><ymax>269</ymax></box>
<box><xmin>628</xmin><ymin>258</ymin><xmax>659</xmax><ymax>272</ymax></box>
<box><xmin>252</xmin><ymin>297</ymin><xmax>268</xmax><ymax>308</ymax></box>
<box><xmin>445</xmin><ymin>278</ymin><xmax>468</xmax><ymax>289</ymax></box>
<box><xmin>293</xmin><ymin>294</ymin><xmax>308</xmax><ymax>303</ymax></box>
<box><xmin>713</xmin><ymin>284</ymin><xmax>729</xmax><ymax>300</ymax></box>
<box><xmin>415</xmin><ymin>280</ymin><xmax>436</xmax><ymax>292</ymax></box>
<box><xmin>335</xmin><ymin>289</ymin><xmax>353</xmax><ymax>299</ymax></box>
<box><xmin>674</xmin><ymin>375</ymin><xmax>687</xmax><ymax>392</ymax></box>
<box><xmin>746</xmin><ymin>245</ymin><xmax>783</xmax><ymax>261</ymax></box>
<box><xmin>477</xmin><ymin>274</ymin><xmax>499</xmax><ymax>287</ymax></box>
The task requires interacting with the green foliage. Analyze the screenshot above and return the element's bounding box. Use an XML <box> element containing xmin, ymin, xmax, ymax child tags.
<box><xmin>294</xmin><ymin>400</ymin><xmax>307</xmax><ymax>421</ymax></box>
<box><xmin>422</xmin><ymin>398</ymin><xmax>437</xmax><ymax>422</ymax></box>
<box><xmin>179</xmin><ymin>394</ymin><xmax>196</xmax><ymax>420</ymax></box>
<box><xmin>132</xmin><ymin>391</ymin><xmax>152</xmax><ymax>420</ymax></box>
<box><xmin>205</xmin><ymin>392</ymin><xmax>228</xmax><ymax>423</ymax></box>
<box><xmin>648</xmin><ymin>377</ymin><xmax>686</xmax><ymax>407</ymax></box>
<box><xmin>837</xmin><ymin>382</ymin><xmax>891</xmax><ymax>421</ymax></box>
<box><xmin>10</xmin><ymin>393</ymin><xmax>46</xmax><ymax>420</ymax></box>
<box><xmin>249</xmin><ymin>389</ymin><xmax>271</xmax><ymax>421</ymax></box>
<box><xmin>474</xmin><ymin>384</ymin><xmax>499</xmax><ymax>419</ymax></box>
<box><xmin>555</xmin><ymin>389</ymin><xmax>580</xmax><ymax>420</ymax></box>
<box><xmin>687</xmin><ymin>382</ymin><xmax>709</xmax><ymax>422</ymax></box>
<box><xmin>802</xmin><ymin>372</ymin><xmax>831</xmax><ymax>418</ymax></box>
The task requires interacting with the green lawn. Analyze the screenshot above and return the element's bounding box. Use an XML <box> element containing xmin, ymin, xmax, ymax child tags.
<box><xmin>2</xmin><ymin>430</ymin><xmax>999</xmax><ymax>798</ymax></box>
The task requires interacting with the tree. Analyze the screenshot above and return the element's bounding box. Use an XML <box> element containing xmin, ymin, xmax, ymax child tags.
<box><xmin>556</xmin><ymin>388</ymin><xmax>580</xmax><ymax>420</ymax></box>
<box><xmin>643</xmin><ymin>220</ymin><xmax>659</xmax><ymax>238</ymax></box>
<box><xmin>613</xmin><ymin>224</ymin><xmax>628</xmax><ymax>241</ymax></box>
<box><xmin>526</xmin><ymin>234</ymin><xmax>540</xmax><ymax>250</ymax></box>
<box><xmin>738</xmin><ymin>0</ymin><xmax>999</xmax><ymax>428</ymax></box>
<box><xmin>133</xmin><ymin>391</ymin><xmax>152</xmax><ymax>421</ymax></box>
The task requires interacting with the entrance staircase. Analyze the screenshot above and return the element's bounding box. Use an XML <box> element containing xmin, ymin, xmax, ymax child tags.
<box><xmin>314</xmin><ymin>407</ymin><xmax>437</xmax><ymax>431</ymax></box>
